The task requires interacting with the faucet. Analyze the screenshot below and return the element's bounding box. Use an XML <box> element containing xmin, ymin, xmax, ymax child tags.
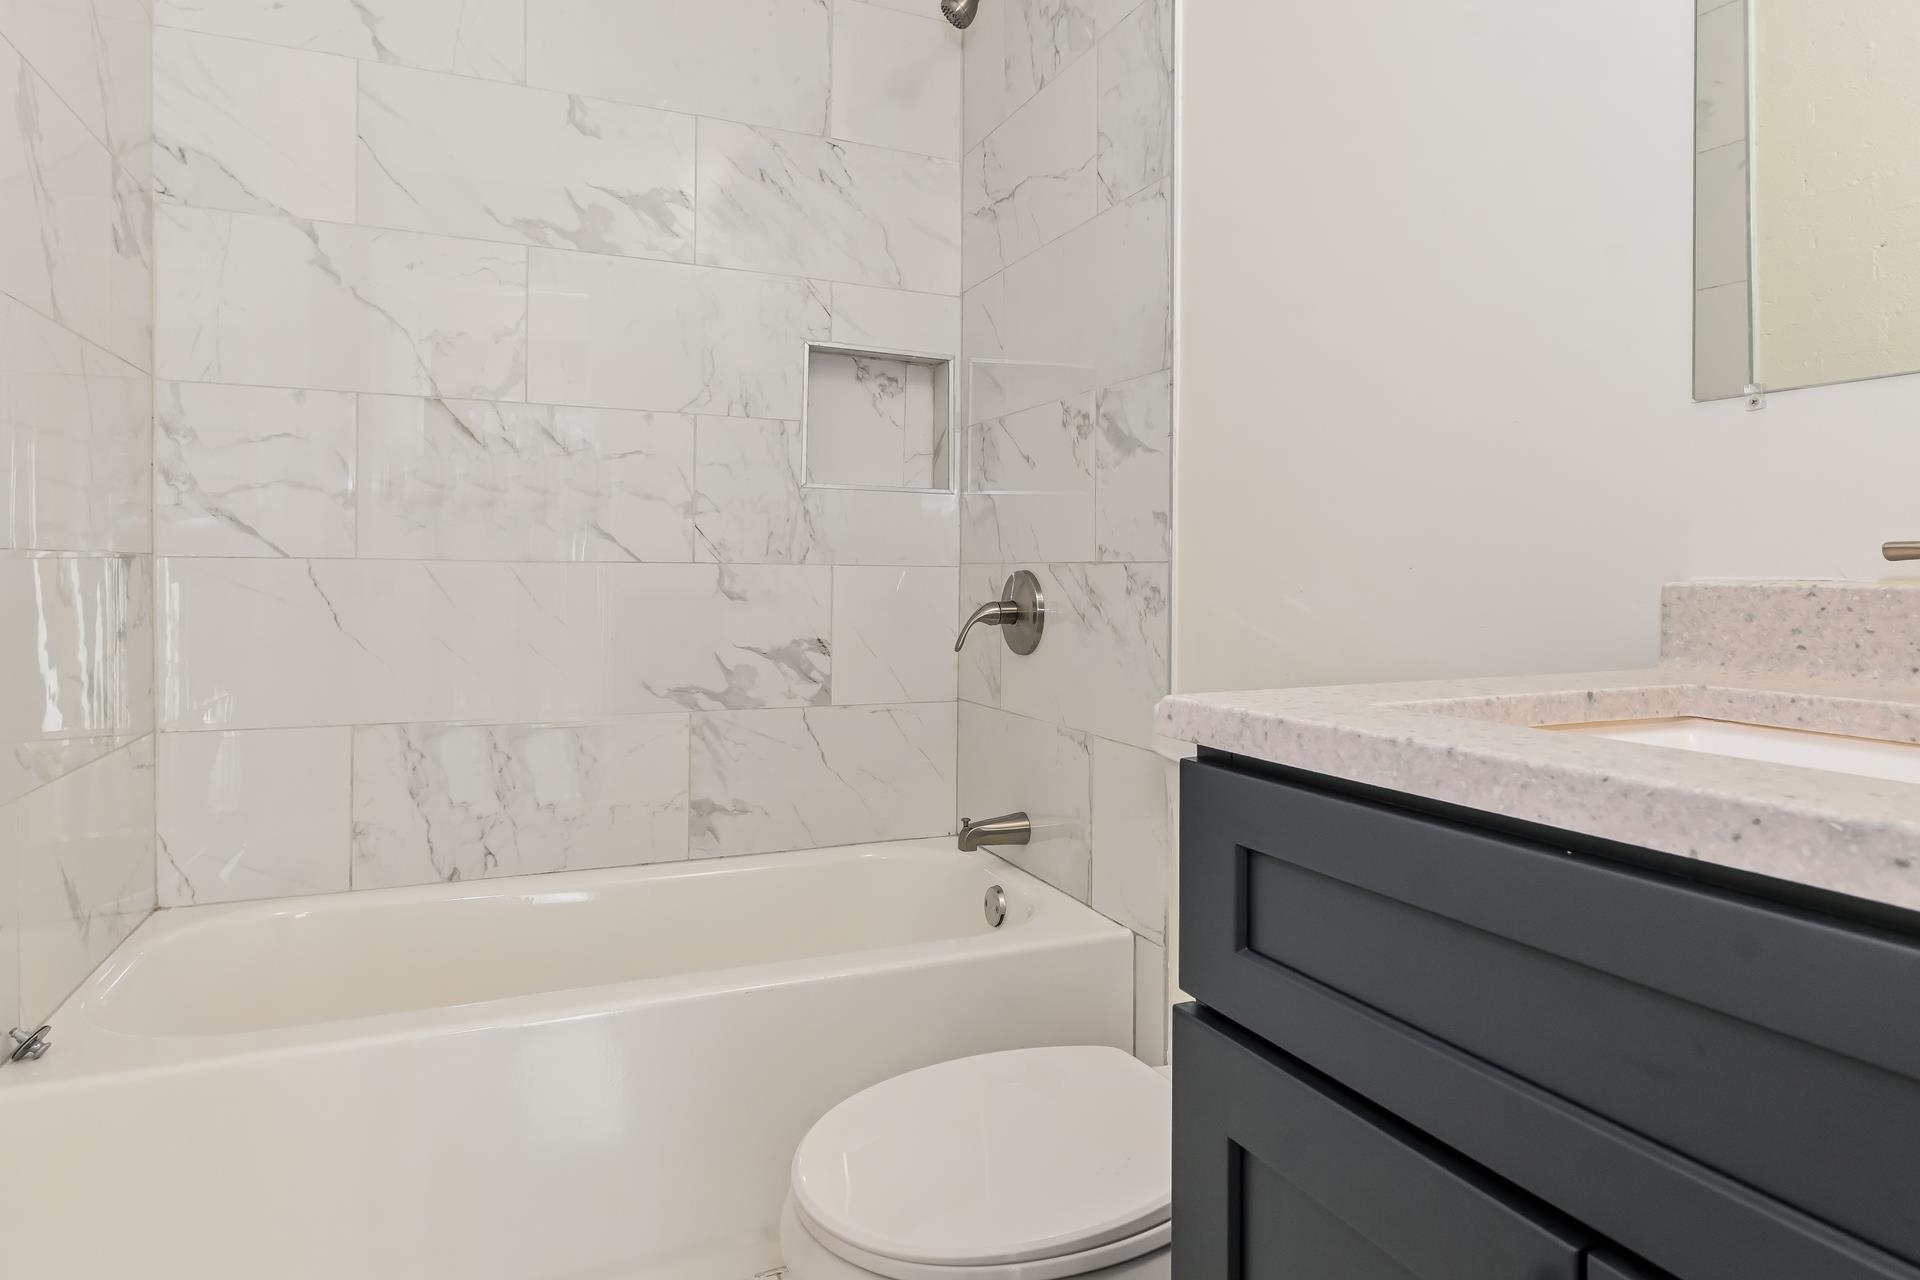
<box><xmin>954</xmin><ymin>571</ymin><xmax>1045</xmax><ymax>655</ymax></box>
<box><xmin>958</xmin><ymin>812</ymin><xmax>1031</xmax><ymax>851</ymax></box>
<box><xmin>1885</xmin><ymin>542</ymin><xmax>1920</xmax><ymax>562</ymax></box>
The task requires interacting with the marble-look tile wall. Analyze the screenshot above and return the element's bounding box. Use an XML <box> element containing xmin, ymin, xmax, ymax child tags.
<box><xmin>150</xmin><ymin>0</ymin><xmax>968</xmax><ymax>907</ymax></box>
<box><xmin>0</xmin><ymin>0</ymin><xmax>157</xmax><ymax>1031</ymax></box>
<box><xmin>956</xmin><ymin>0</ymin><xmax>1175</xmax><ymax>1062</ymax></box>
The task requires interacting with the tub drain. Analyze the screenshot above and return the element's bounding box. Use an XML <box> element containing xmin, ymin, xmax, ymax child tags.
<box><xmin>984</xmin><ymin>885</ymin><xmax>1007</xmax><ymax>928</ymax></box>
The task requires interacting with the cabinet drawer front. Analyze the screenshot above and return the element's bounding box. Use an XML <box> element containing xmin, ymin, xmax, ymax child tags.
<box><xmin>1181</xmin><ymin>757</ymin><xmax>1920</xmax><ymax>1280</ymax></box>
<box><xmin>1173</xmin><ymin>1006</ymin><xmax>1590</xmax><ymax>1280</ymax></box>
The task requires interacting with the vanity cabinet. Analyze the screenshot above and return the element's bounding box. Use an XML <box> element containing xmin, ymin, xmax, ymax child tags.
<box><xmin>1175</xmin><ymin>752</ymin><xmax>1920</xmax><ymax>1280</ymax></box>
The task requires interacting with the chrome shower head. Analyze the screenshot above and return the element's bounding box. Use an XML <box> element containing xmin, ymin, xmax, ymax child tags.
<box><xmin>941</xmin><ymin>0</ymin><xmax>979</xmax><ymax>29</ymax></box>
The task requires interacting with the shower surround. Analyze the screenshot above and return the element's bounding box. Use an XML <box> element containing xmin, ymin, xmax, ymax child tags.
<box><xmin>1</xmin><ymin>0</ymin><xmax>1176</xmax><ymax>1049</ymax></box>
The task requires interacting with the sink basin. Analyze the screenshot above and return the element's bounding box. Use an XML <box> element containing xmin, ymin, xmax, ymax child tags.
<box><xmin>1546</xmin><ymin>717</ymin><xmax>1920</xmax><ymax>786</ymax></box>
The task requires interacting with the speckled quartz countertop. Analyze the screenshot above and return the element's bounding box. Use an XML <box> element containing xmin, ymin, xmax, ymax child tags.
<box><xmin>1156</xmin><ymin>581</ymin><xmax>1920</xmax><ymax>912</ymax></box>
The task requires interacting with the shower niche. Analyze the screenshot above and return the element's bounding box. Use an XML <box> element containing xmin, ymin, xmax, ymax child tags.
<box><xmin>803</xmin><ymin>343</ymin><xmax>955</xmax><ymax>493</ymax></box>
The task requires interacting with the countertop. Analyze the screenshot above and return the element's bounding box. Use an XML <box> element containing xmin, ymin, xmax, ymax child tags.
<box><xmin>1156</xmin><ymin>582</ymin><xmax>1920</xmax><ymax>913</ymax></box>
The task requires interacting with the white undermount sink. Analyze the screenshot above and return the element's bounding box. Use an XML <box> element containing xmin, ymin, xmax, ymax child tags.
<box><xmin>1546</xmin><ymin>718</ymin><xmax>1920</xmax><ymax>786</ymax></box>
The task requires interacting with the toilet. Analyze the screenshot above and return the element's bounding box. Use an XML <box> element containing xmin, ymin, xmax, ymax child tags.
<box><xmin>781</xmin><ymin>1046</ymin><xmax>1171</xmax><ymax>1280</ymax></box>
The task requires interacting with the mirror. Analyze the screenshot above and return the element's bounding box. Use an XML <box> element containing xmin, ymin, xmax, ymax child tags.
<box><xmin>1695</xmin><ymin>1</ymin><xmax>1920</xmax><ymax>400</ymax></box>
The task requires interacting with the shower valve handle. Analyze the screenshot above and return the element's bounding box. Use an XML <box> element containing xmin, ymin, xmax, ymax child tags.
<box><xmin>954</xmin><ymin>571</ymin><xmax>1045</xmax><ymax>656</ymax></box>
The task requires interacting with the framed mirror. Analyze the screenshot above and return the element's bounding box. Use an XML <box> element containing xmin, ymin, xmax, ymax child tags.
<box><xmin>1695</xmin><ymin>1</ymin><xmax>1920</xmax><ymax>400</ymax></box>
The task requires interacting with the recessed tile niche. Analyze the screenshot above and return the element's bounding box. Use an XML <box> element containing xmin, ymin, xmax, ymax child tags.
<box><xmin>804</xmin><ymin>344</ymin><xmax>954</xmax><ymax>492</ymax></box>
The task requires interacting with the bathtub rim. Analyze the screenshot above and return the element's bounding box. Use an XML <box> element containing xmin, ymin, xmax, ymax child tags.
<box><xmin>9</xmin><ymin>838</ymin><xmax>1129</xmax><ymax>1085</ymax></box>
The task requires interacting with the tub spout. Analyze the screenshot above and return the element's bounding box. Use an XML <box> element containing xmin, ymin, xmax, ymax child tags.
<box><xmin>958</xmin><ymin>812</ymin><xmax>1031</xmax><ymax>851</ymax></box>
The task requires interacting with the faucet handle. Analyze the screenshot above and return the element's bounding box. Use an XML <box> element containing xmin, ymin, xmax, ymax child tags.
<box><xmin>953</xmin><ymin>570</ymin><xmax>1045</xmax><ymax>655</ymax></box>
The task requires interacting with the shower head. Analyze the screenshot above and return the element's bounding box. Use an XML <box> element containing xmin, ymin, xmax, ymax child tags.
<box><xmin>941</xmin><ymin>0</ymin><xmax>979</xmax><ymax>29</ymax></box>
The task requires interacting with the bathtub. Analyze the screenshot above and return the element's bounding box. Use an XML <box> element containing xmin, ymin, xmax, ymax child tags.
<box><xmin>0</xmin><ymin>839</ymin><xmax>1133</xmax><ymax>1279</ymax></box>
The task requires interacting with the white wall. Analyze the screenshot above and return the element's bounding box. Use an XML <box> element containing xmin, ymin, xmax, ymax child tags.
<box><xmin>1175</xmin><ymin>0</ymin><xmax>1920</xmax><ymax>697</ymax></box>
<box><xmin>1753</xmin><ymin>0</ymin><xmax>1920</xmax><ymax>390</ymax></box>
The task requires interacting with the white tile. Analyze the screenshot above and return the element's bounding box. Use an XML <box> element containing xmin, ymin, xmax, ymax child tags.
<box><xmin>695</xmin><ymin>416</ymin><xmax>960</xmax><ymax>565</ymax></box>
<box><xmin>0</xmin><ymin>553</ymin><xmax>152</xmax><ymax>750</ymax></box>
<box><xmin>526</xmin><ymin>0</ymin><xmax>829</xmax><ymax>132</ymax></box>
<box><xmin>960</xmin><ymin>0</ymin><xmax>1009</xmax><ymax>152</ymax></box>
<box><xmin>997</xmin><ymin>562</ymin><xmax>1169</xmax><ymax>748</ymax></box>
<box><xmin>160</xmin><ymin>558</ymin><xmax>834</xmax><ymax>730</ymax></box>
<box><xmin>964</xmin><ymin>50</ymin><xmax>1097</xmax><ymax>288</ymax></box>
<box><xmin>156</xmin><ymin>206</ymin><xmax>529</xmax><ymax>400</ymax></box>
<box><xmin>156</xmin><ymin>382</ymin><xmax>357</xmax><ymax>557</ymax></box>
<box><xmin>156</xmin><ymin>0</ymin><xmax>525</xmax><ymax>82</ymax></box>
<box><xmin>154</xmin><ymin>28</ymin><xmax>358</xmax><ymax>222</ymax></box>
<box><xmin>831</xmin><ymin>0</ymin><xmax>962</xmax><ymax>160</ymax></box>
<box><xmin>690</xmin><ymin>702</ymin><xmax>955</xmax><ymax>857</ymax></box>
<box><xmin>697</xmin><ymin>119</ymin><xmax>961</xmax><ymax>293</ymax></box>
<box><xmin>832</xmin><ymin>566</ymin><xmax>959</xmax><ymax>704</ymax></box>
<box><xmin>351</xmin><ymin>716</ymin><xmax>690</xmax><ymax>889</ymax></box>
<box><xmin>1093</xmin><ymin>369</ymin><xmax>1170</xmax><ymax>562</ymax></box>
<box><xmin>0</xmin><ymin>41</ymin><xmax>150</xmax><ymax>368</ymax></box>
<box><xmin>157</xmin><ymin>728</ymin><xmax>351</xmax><ymax>905</ymax></box>
<box><xmin>807</xmin><ymin>351</ymin><xmax>917</xmax><ymax>488</ymax></box>
<box><xmin>956</xmin><ymin>563</ymin><xmax>1003</xmax><ymax>707</ymax></box>
<box><xmin>962</xmin><ymin>393</ymin><xmax>1097</xmax><ymax>564</ymax></box>
<box><xmin>1004</xmin><ymin>0</ymin><xmax>1097</xmax><ymax>110</ymax></box>
<box><xmin>1</xmin><ymin>295</ymin><xmax>151</xmax><ymax>553</ymax></box>
<box><xmin>0</xmin><ymin>793</ymin><xmax>16</xmax><ymax>1033</ymax></box>
<box><xmin>957</xmin><ymin>700</ymin><xmax>1089</xmax><ymax>899</ymax></box>
<box><xmin>973</xmin><ymin>181</ymin><xmax>1170</xmax><ymax>388</ymax></box>
<box><xmin>1</xmin><ymin>0</ymin><xmax>154</xmax><ymax>175</ymax></box>
<box><xmin>1133</xmin><ymin>935</ymin><xmax>1167</xmax><ymax>1066</ymax></box>
<box><xmin>528</xmin><ymin>250</ymin><xmax>830</xmax><ymax>417</ymax></box>
<box><xmin>14</xmin><ymin>737</ymin><xmax>153</xmax><ymax>1022</ymax></box>
<box><xmin>1090</xmin><ymin>737</ymin><xmax>1168</xmax><ymax>944</ymax></box>
<box><xmin>1095</xmin><ymin>0</ymin><xmax>1172</xmax><ymax>207</ymax></box>
<box><xmin>356</xmin><ymin>396</ymin><xmax>695</xmax><ymax>562</ymax></box>
<box><xmin>358</xmin><ymin>65</ymin><xmax>696</xmax><ymax>260</ymax></box>
<box><xmin>830</xmin><ymin>284</ymin><xmax>961</xmax><ymax>357</ymax></box>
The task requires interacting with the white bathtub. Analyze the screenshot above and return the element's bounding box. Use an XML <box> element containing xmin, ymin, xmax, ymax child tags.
<box><xmin>0</xmin><ymin>839</ymin><xmax>1133</xmax><ymax>1279</ymax></box>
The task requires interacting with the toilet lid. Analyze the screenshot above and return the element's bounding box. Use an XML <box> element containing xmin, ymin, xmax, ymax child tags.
<box><xmin>791</xmin><ymin>1046</ymin><xmax>1171</xmax><ymax>1269</ymax></box>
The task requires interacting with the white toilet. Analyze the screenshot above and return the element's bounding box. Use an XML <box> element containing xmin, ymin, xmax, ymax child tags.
<box><xmin>781</xmin><ymin>1045</ymin><xmax>1171</xmax><ymax>1280</ymax></box>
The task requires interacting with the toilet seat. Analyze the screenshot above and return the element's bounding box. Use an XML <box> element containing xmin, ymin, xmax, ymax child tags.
<box><xmin>788</xmin><ymin>1046</ymin><xmax>1171</xmax><ymax>1279</ymax></box>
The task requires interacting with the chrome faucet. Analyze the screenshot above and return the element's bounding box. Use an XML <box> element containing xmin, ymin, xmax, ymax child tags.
<box><xmin>1885</xmin><ymin>542</ymin><xmax>1920</xmax><ymax>562</ymax></box>
<box><xmin>958</xmin><ymin>812</ymin><xmax>1031</xmax><ymax>851</ymax></box>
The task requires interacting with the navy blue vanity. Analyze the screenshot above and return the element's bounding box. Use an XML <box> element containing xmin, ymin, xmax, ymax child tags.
<box><xmin>1173</xmin><ymin>749</ymin><xmax>1920</xmax><ymax>1280</ymax></box>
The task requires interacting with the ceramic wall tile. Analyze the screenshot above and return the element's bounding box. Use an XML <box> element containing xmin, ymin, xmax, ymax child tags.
<box><xmin>156</xmin><ymin>0</ymin><xmax>525</xmax><ymax>82</ymax></box>
<box><xmin>996</xmin><ymin>561</ymin><xmax>1168</xmax><ymax>748</ymax></box>
<box><xmin>689</xmin><ymin>702</ymin><xmax>956</xmax><ymax>857</ymax></box>
<box><xmin>1003</xmin><ymin>0</ymin><xmax>1097</xmax><ymax>110</ymax></box>
<box><xmin>1095</xmin><ymin>0</ymin><xmax>1172</xmax><ymax>208</ymax></box>
<box><xmin>806</xmin><ymin>351</ymin><xmax>936</xmax><ymax>488</ymax></box>
<box><xmin>0</xmin><ymin>811</ymin><xmax>16</xmax><ymax>1034</ymax></box>
<box><xmin>829</xmin><ymin>284</ymin><xmax>961</xmax><ymax>357</ymax></box>
<box><xmin>351</xmin><ymin>716</ymin><xmax>691</xmax><ymax>889</ymax></box>
<box><xmin>1</xmin><ymin>294</ymin><xmax>151</xmax><ymax>553</ymax></box>
<box><xmin>357</xmin><ymin>396</ymin><xmax>695</xmax><ymax>562</ymax></box>
<box><xmin>1133</xmin><ymin>935</ymin><xmax>1166</xmax><ymax>1065</ymax></box>
<box><xmin>0</xmin><ymin>553</ymin><xmax>153</xmax><ymax>751</ymax></box>
<box><xmin>963</xmin><ymin>50</ymin><xmax>1097</xmax><ymax>288</ymax></box>
<box><xmin>157</xmin><ymin>727</ymin><xmax>351</xmax><ymax>905</ymax></box>
<box><xmin>830</xmin><ymin>0</ymin><xmax>962</xmax><ymax>160</ymax></box>
<box><xmin>975</xmin><ymin>181</ymin><xmax>1170</xmax><ymax>389</ymax></box>
<box><xmin>161</xmin><ymin>558</ymin><xmax>833</xmax><ymax>729</ymax></box>
<box><xmin>960</xmin><ymin>0</ymin><xmax>1009</xmax><ymax>153</ymax></box>
<box><xmin>832</xmin><ymin>566</ymin><xmax>959</xmax><ymax>704</ymax></box>
<box><xmin>956</xmin><ymin>564</ymin><xmax>1003</xmax><ymax>707</ymax></box>
<box><xmin>1090</xmin><ymin>737</ymin><xmax>1168</xmax><ymax>943</ymax></box>
<box><xmin>0</xmin><ymin>0</ymin><xmax>154</xmax><ymax>176</ymax></box>
<box><xmin>0</xmin><ymin>39</ymin><xmax>150</xmax><ymax>369</ymax></box>
<box><xmin>957</xmin><ymin>700</ymin><xmax>1089</xmax><ymax>899</ymax></box>
<box><xmin>695</xmin><ymin>416</ymin><xmax>958</xmax><ymax>565</ymax></box>
<box><xmin>13</xmin><ymin>736</ymin><xmax>153</xmax><ymax>1022</ymax></box>
<box><xmin>528</xmin><ymin>250</ymin><xmax>829</xmax><ymax>417</ymax></box>
<box><xmin>157</xmin><ymin>206</ymin><xmax>529</xmax><ymax>400</ymax></box>
<box><xmin>156</xmin><ymin>382</ymin><xmax>357</xmax><ymax>557</ymax></box>
<box><xmin>526</xmin><ymin>0</ymin><xmax>829</xmax><ymax>133</ymax></box>
<box><xmin>961</xmin><ymin>393</ymin><xmax>1097</xmax><ymax>564</ymax></box>
<box><xmin>697</xmin><ymin>119</ymin><xmax>961</xmax><ymax>292</ymax></box>
<box><xmin>358</xmin><ymin>65</ymin><xmax>696</xmax><ymax>260</ymax></box>
<box><xmin>154</xmin><ymin>27</ymin><xmax>357</xmax><ymax>221</ymax></box>
<box><xmin>1093</xmin><ymin>369</ymin><xmax>1170</xmax><ymax>562</ymax></box>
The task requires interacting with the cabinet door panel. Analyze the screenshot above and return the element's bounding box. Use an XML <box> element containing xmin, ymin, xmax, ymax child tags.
<box><xmin>1173</xmin><ymin>1005</ymin><xmax>1590</xmax><ymax>1280</ymax></box>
